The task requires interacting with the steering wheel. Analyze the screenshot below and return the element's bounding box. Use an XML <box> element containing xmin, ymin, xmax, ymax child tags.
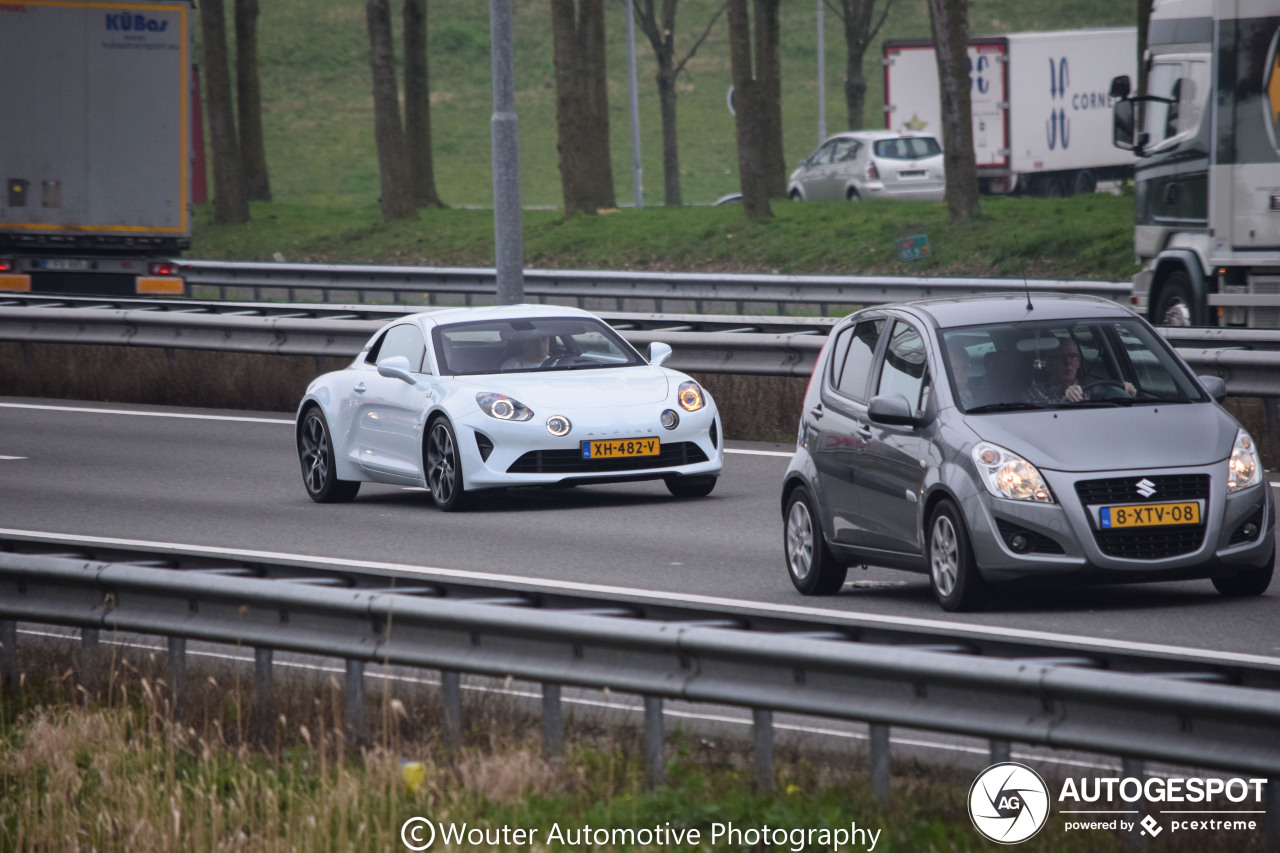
<box><xmin>1081</xmin><ymin>378</ymin><xmax>1130</xmax><ymax>399</ymax></box>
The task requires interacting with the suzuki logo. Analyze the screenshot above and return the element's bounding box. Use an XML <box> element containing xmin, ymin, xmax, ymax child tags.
<box><xmin>1135</xmin><ymin>478</ymin><xmax>1157</xmax><ymax>498</ymax></box>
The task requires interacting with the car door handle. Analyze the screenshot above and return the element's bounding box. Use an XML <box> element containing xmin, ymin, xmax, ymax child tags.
<box><xmin>808</xmin><ymin>404</ymin><xmax>824</xmax><ymax>420</ymax></box>
<box><xmin>353</xmin><ymin>382</ymin><xmax>367</xmax><ymax>394</ymax></box>
<box><xmin>856</xmin><ymin>423</ymin><xmax>873</xmax><ymax>439</ymax></box>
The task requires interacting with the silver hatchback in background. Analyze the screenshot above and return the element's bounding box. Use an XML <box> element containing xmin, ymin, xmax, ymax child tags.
<box><xmin>787</xmin><ymin>130</ymin><xmax>945</xmax><ymax>203</ymax></box>
<box><xmin>780</xmin><ymin>294</ymin><xmax>1274</xmax><ymax>611</ymax></box>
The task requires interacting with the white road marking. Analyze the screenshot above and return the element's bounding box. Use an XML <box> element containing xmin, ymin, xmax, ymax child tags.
<box><xmin>0</xmin><ymin>455</ymin><xmax>26</xmax><ymax>460</ymax></box>
<box><xmin>3</xmin><ymin>527</ymin><xmax>1277</xmax><ymax>668</ymax></box>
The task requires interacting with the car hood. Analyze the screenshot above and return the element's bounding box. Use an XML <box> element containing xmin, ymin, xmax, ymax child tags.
<box><xmin>454</xmin><ymin>366</ymin><xmax>671</xmax><ymax>408</ymax></box>
<box><xmin>965</xmin><ymin>404</ymin><xmax>1238</xmax><ymax>472</ymax></box>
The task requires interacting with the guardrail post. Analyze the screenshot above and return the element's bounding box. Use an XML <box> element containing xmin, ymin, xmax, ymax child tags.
<box><xmin>80</xmin><ymin>627</ymin><xmax>100</xmax><ymax>700</ymax></box>
<box><xmin>253</xmin><ymin>647</ymin><xmax>273</xmax><ymax>742</ymax></box>
<box><xmin>753</xmin><ymin>708</ymin><xmax>774</xmax><ymax>792</ymax></box>
<box><xmin>1121</xmin><ymin>757</ymin><xmax>1146</xmax><ymax>853</ymax></box>
<box><xmin>1265</xmin><ymin>779</ymin><xmax>1279</xmax><ymax>853</ymax></box>
<box><xmin>989</xmin><ymin>739</ymin><xmax>1011</xmax><ymax>764</ymax></box>
<box><xmin>1</xmin><ymin>620</ymin><xmax>16</xmax><ymax>689</ymax></box>
<box><xmin>644</xmin><ymin>695</ymin><xmax>664</xmax><ymax>790</ymax></box>
<box><xmin>541</xmin><ymin>682</ymin><xmax>563</xmax><ymax>762</ymax></box>
<box><xmin>869</xmin><ymin>723</ymin><xmax>890</xmax><ymax>805</ymax></box>
<box><xmin>441</xmin><ymin>670</ymin><xmax>461</xmax><ymax>750</ymax></box>
<box><xmin>167</xmin><ymin>636</ymin><xmax>186</xmax><ymax>720</ymax></box>
<box><xmin>345</xmin><ymin>659</ymin><xmax>365</xmax><ymax>746</ymax></box>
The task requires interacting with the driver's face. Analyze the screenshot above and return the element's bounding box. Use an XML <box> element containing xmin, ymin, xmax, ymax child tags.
<box><xmin>1047</xmin><ymin>343</ymin><xmax>1081</xmax><ymax>385</ymax></box>
<box><xmin>524</xmin><ymin>336</ymin><xmax>550</xmax><ymax>360</ymax></box>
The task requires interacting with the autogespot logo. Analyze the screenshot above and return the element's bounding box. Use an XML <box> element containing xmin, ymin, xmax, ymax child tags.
<box><xmin>401</xmin><ymin>816</ymin><xmax>436</xmax><ymax>851</ymax></box>
<box><xmin>969</xmin><ymin>762</ymin><xmax>1051</xmax><ymax>844</ymax></box>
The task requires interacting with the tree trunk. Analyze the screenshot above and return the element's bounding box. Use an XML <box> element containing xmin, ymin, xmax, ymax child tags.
<box><xmin>551</xmin><ymin>0</ymin><xmax>616</xmax><ymax>216</ymax></box>
<box><xmin>726</xmin><ymin>0</ymin><xmax>772</xmax><ymax>219</ymax></box>
<box><xmin>234</xmin><ymin>0</ymin><xmax>271</xmax><ymax>201</ymax></box>
<box><xmin>753</xmin><ymin>0</ymin><xmax>785</xmax><ymax>198</ymax></box>
<box><xmin>835</xmin><ymin>0</ymin><xmax>894</xmax><ymax>130</ymax></box>
<box><xmin>926</xmin><ymin>0</ymin><xmax>979</xmax><ymax>222</ymax></box>
<box><xmin>655</xmin><ymin>66</ymin><xmax>682</xmax><ymax>206</ymax></box>
<box><xmin>365</xmin><ymin>0</ymin><xmax>416</xmax><ymax>221</ymax></box>
<box><xmin>404</xmin><ymin>0</ymin><xmax>444</xmax><ymax>208</ymax></box>
<box><xmin>199</xmin><ymin>0</ymin><xmax>249</xmax><ymax>224</ymax></box>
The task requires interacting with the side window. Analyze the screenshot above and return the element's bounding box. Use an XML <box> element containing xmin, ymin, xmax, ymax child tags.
<box><xmin>377</xmin><ymin>324</ymin><xmax>427</xmax><ymax>372</ymax></box>
<box><xmin>809</xmin><ymin>142</ymin><xmax>836</xmax><ymax>165</ymax></box>
<box><xmin>876</xmin><ymin>321</ymin><xmax>929</xmax><ymax>411</ymax></box>
<box><xmin>833</xmin><ymin>319</ymin><xmax>884</xmax><ymax>401</ymax></box>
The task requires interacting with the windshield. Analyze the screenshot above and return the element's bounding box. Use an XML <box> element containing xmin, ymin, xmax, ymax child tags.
<box><xmin>941</xmin><ymin>319</ymin><xmax>1205</xmax><ymax>412</ymax></box>
<box><xmin>432</xmin><ymin>316</ymin><xmax>644</xmax><ymax>376</ymax></box>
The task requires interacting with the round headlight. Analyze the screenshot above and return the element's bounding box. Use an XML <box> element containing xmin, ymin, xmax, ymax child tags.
<box><xmin>546</xmin><ymin>415</ymin><xmax>572</xmax><ymax>437</ymax></box>
<box><xmin>660</xmin><ymin>409</ymin><xmax>680</xmax><ymax>430</ymax></box>
<box><xmin>492</xmin><ymin>399</ymin><xmax>515</xmax><ymax>419</ymax></box>
<box><xmin>677</xmin><ymin>381</ymin><xmax>705</xmax><ymax>412</ymax></box>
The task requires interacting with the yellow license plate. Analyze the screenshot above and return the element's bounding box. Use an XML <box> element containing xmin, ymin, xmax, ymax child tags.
<box><xmin>1099</xmin><ymin>501</ymin><xmax>1201</xmax><ymax>529</ymax></box>
<box><xmin>581</xmin><ymin>438</ymin><xmax>660</xmax><ymax>459</ymax></box>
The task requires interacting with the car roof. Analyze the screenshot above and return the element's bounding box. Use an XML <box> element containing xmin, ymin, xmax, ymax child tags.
<box><xmin>866</xmin><ymin>293</ymin><xmax>1137</xmax><ymax>329</ymax></box>
<box><xmin>822</xmin><ymin>129</ymin><xmax>938</xmax><ymax>143</ymax></box>
<box><xmin>411</xmin><ymin>303</ymin><xmax>598</xmax><ymax>330</ymax></box>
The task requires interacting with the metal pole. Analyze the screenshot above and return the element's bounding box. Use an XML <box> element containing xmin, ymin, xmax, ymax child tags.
<box><xmin>1122</xmin><ymin>757</ymin><xmax>1147</xmax><ymax>853</ymax></box>
<box><xmin>1</xmin><ymin>620</ymin><xmax>15</xmax><ymax>689</ymax></box>
<box><xmin>167</xmin><ymin>636</ymin><xmax>187</xmax><ymax>720</ymax></box>
<box><xmin>644</xmin><ymin>695</ymin><xmax>665</xmax><ymax>789</ymax></box>
<box><xmin>441</xmin><ymin>670</ymin><xmax>461</xmax><ymax>750</ymax></box>
<box><xmin>753</xmin><ymin>708</ymin><xmax>775</xmax><ymax>792</ymax></box>
<box><xmin>816</xmin><ymin>0</ymin><xmax>826</xmax><ymax>143</ymax></box>
<box><xmin>80</xmin><ymin>627</ymin><xmax>100</xmax><ymax>699</ymax></box>
<box><xmin>626</xmin><ymin>0</ymin><xmax>643</xmax><ymax>208</ymax></box>
<box><xmin>870</xmin><ymin>723</ymin><xmax>890</xmax><ymax>804</ymax></box>
<box><xmin>542</xmin><ymin>682</ymin><xmax>564</xmax><ymax>762</ymax></box>
<box><xmin>490</xmin><ymin>0</ymin><xmax>524</xmax><ymax>304</ymax></box>
<box><xmin>989</xmin><ymin>739</ymin><xmax>1011</xmax><ymax>764</ymax></box>
<box><xmin>345</xmin><ymin>659</ymin><xmax>365</xmax><ymax>745</ymax></box>
<box><xmin>254</xmin><ymin>646</ymin><xmax>273</xmax><ymax>742</ymax></box>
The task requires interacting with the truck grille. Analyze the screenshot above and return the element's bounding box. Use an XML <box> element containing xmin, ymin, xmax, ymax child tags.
<box><xmin>507</xmin><ymin>442</ymin><xmax>708</xmax><ymax>474</ymax></box>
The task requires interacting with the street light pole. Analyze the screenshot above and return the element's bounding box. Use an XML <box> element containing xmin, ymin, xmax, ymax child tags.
<box><xmin>817</xmin><ymin>0</ymin><xmax>826</xmax><ymax>143</ymax></box>
<box><xmin>491</xmin><ymin>0</ymin><xmax>524</xmax><ymax>304</ymax></box>
<box><xmin>626</xmin><ymin>0</ymin><xmax>643</xmax><ymax>208</ymax></box>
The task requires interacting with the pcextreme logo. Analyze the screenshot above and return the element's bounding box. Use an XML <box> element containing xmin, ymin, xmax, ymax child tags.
<box><xmin>968</xmin><ymin>763</ymin><xmax>1051</xmax><ymax>844</ymax></box>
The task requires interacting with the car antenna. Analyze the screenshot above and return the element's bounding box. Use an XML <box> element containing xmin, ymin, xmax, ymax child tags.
<box><xmin>1015</xmin><ymin>235</ymin><xmax>1033</xmax><ymax>311</ymax></box>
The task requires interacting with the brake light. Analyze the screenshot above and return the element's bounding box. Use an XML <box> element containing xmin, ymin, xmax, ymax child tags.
<box><xmin>0</xmin><ymin>260</ymin><xmax>11</xmax><ymax>272</ymax></box>
<box><xmin>149</xmin><ymin>261</ymin><xmax>177</xmax><ymax>275</ymax></box>
<box><xmin>866</xmin><ymin>162</ymin><xmax>879</xmax><ymax>180</ymax></box>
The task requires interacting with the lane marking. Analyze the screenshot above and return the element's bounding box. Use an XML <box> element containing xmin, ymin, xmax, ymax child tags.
<box><xmin>3</xmin><ymin>527</ymin><xmax>1277</xmax><ymax>669</ymax></box>
<box><xmin>0</xmin><ymin>455</ymin><xmax>26</xmax><ymax>460</ymax></box>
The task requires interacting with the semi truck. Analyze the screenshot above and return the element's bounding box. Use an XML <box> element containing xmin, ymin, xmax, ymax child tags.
<box><xmin>1111</xmin><ymin>0</ymin><xmax>1280</xmax><ymax>327</ymax></box>
<box><xmin>0</xmin><ymin>0</ymin><xmax>191</xmax><ymax>297</ymax></box>
<box><xmin>883</xmin><ymin>28</ymin><xmax>1138</xmax><ymax>196</ymax></box>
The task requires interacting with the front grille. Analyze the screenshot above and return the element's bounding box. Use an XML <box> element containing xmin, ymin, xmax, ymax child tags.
<box><xmin>507</xmin><ymin>442</ymin><xmax>708</xmax><ymax>474</ymax></box>
<box><xmin>1076</xmin><ymin>475</ymin><xmax>1210</xmax><ymax>560</ymax></box>
<box><xmin>994</xmin><ymin>519</ymin><xmax>1065</xmax><ymax>554</ymax></box>
<box><xmin>1074</xmin><ymin>474</ymin><xmax>1210</xmax><ymax>505</ymax></box>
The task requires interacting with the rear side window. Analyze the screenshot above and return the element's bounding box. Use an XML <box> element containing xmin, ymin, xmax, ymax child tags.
<box><xmin>830</xmin><ymin>319</ymin><xmax>885</xmax><ymax>401</ymax></box>
<box><xmin>873</xmin><ymin>136</ymin><xmax>942</xmax><ymax>160</ymax></box>
<box><xmin>371</xmin><ymin>324</ymin><xmax>427</xmax><ymax>372</ymax></box>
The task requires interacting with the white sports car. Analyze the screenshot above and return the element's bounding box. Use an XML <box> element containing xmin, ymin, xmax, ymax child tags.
<box><xmin>295</xmin><ymin>304</ymin><xmax>724</xmax><ymax>510</ymax></box>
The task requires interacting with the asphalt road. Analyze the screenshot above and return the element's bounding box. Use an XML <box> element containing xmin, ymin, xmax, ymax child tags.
<box><xmin>2</xmin><ymin>396</ymin><xmax>1278</xmax><ymax>660</ymax></box>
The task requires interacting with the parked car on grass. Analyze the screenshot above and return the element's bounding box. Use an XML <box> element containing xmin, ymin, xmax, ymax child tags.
<box><xmin>296</xmin><ymin>304</ymin><xmax>723</xmax><ymax>510</ymax></box>
<box><xmin>787</xmin><ymin>131</ymin><xmax>946</xmax><ymax>203</ymax></box>
<box><xmin>780</xmin><ymin>293</ymin><xmax>1274</xmax><ymax>611</ymax></box>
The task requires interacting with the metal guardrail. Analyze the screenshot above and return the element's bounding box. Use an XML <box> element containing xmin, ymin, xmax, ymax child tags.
<box><xmin>3</xmin><ymin>546</ymin><xmax>1280</xmax><ymax>802</ymax></box>
<box><xmin>176</xmin><ymin>259</ymin><xmax>1133</xmax><ymax>316</ymax></box>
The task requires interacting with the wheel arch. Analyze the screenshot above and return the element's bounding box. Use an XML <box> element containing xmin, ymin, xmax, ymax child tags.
<box><xmin>1150</xmin><ymin>251</ymin><xmax>1210</xmax><ymax>325</ymax></box>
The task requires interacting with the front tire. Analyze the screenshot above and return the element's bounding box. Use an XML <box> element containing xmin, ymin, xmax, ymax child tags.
<box><xmin>1152</xmin><ymin>269</ymin><xmax>1195</xmax><ymax>327</ymax></box>
<box><xmin>784</xmin><ymin>486</ymin><xmax>847</xmax><ymax>595</ymax></box>
<box><xmin>425</xmin><ymin>418</ymin><xmax>469</xmax><ymax>511</ymax></box>
<box><xmin>298</xmin><ymin>408</ymin><xmax>360</xmax><ymax>503</ymax></box>
<box><xmin>789</xmin><ymin>188</ymin><xmax>804</xmax><ymax>202</ymax></box>
<box><xmin>665</xmin><ymin>475</ymin><xmax>717</xmax><ymax>498</ymax></box>
<box><xmin>927</xmin><ymin>500</ymin><xmax>986</xmax><ymax>611</ymax></box>
<box><xmin>1212</xmin><ymin>547</ymin><xmax>1274</xmax><ymax>597</ymax></box>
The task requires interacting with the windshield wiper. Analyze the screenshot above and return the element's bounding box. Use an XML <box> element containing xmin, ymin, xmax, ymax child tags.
<box><xmin>963</xmin><ymin>402</ymin><xmax>1046</xmax><ymax>414</ymax></box>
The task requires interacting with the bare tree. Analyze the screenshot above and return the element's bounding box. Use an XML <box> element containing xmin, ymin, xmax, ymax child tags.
<box><xmin>926</xmin><ymin>0</ymin><xmax>979</xmax><ymax>222</ymax></box>
<box><xmin>365</xmin><ymin>0</ymin><xmax>416</xmax><ymax>221</ymax></box>
<box><xmin>725</xmin><ymin>0</ymin><xmax>772</xmax><ymax>219</ymax></box>
<box><xmin>404</xmin><ymin>0</ymin><xmax>444</xmax><ymax>208</ymax></box>
<box><xmin>551</xmin><ymin>0</ymin><xmax>617</xmax><ymax>216</ymax></box>
<box><xmin>826</xmin><ymin>0</ymin><xmax>895</xmax><ymax>130</ymax></box>
<box><xmin>753</xmin><ymin>0</ymin><xmax>785</xmax><ymax>197</ymax></box>
<box><xmin>199</xmin><ymin>0</ymin><xmax>249</xmax><ymax>224</ymax></box>
<box><xmin>630</xmin><ymin>0</ymin><xmax>726</xmax><ymax>206</ymax></box>
<box><xmin>234</xmin><ymin>0</ymin><xmax>271</xmax><ymax>201</ymax></box>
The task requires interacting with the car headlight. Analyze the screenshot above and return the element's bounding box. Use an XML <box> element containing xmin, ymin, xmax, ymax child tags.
<box><xmin>677</xmin><ymin>381</ymin><xmax>705</xmax><ymax>412</ymax></box>
<box><xmin>476</xmin><ymin>392</ymin><xmax>533</xmax><ymax>422</ymax></box>
<box><xmin>972</xmin><ymin>441</ymin><xmax>1054</xmax><ymax>503</ymax></box>
<box><xmin>1228</xmin><ymin>429</ymin><xmax>1262</xmax><ymax>493</ymax></box>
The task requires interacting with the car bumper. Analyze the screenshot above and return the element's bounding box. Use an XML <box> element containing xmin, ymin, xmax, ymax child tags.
<box><xmin>865</xmin><ymin>182</ymin><xmax>945</xmax><ymax>202</ymax></box>
<box><xmin>964</xmin><ymin>463</ymin><xmax>1274</xmax><ymax>583</ymax></box>
<box><xmin>451</xmin><ymin>403</ymin><xmax>724</xmax><ymax>491</ymax></box>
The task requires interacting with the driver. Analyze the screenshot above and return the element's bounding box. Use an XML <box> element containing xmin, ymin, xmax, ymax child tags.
<box><xmin>1027</xmin><ymin>337</ymin><xmax>1135</xmax><ymax>402</ymax></box>
<box><xmin>502</xmin><ymin>334</ymin><xmax>551</xmax><ymax>370</ymax></box>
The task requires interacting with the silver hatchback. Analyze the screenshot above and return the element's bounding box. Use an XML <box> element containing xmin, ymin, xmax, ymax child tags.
<box><xmin>787</xmin><ymin>131</ymin><xmax>945</xmax><ymax>203</ymax></box>
<box><xmin>780</xmin><ymin>294</ymin><xmax>1275</xmax><ymax>611</ymax></box>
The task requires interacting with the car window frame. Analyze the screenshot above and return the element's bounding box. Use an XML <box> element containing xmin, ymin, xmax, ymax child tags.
<box><xmin>825</xmin><ymin>315</ymin><xmax>887</xmax><ymax>405</ymax></box>
<box><xmin>875</xmin><ymin>318</ymin><xmax>933</xmax><ymax>417</ymax></box>
<box><xmin>370</xmin><ymin>322</ymin><xmax>428</xmax><ymax>373</ymax></box>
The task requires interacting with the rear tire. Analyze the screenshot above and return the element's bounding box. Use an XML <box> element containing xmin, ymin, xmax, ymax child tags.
<box><xmin>845</xmin><ymin>187</ymin><xmax>862</xmax><ymax>202</ymax></box>
<box><xmin>1071</xmin><ymin>169</ymin><xmax>1097</xmax><ymax>195</ymax></box>
<box><xmin>665</xmin><ymin>475</ymin><xmax>717</xmax><ymax>498</ymax></box>
<box><xmin>1152</xmin><ymin>269</ymin><xmax>1195</xmax><ymax>327</ymax></box>
<box><xmin>1212</xmin><ymin>547</ymin><xmax>1274</xmax><ymax>597</ymax></box>
<box><xmin>927</xmin><ymin>500</ymin><xmax>987</xmax><ymax>611</ymax></box>
<box><xmin>298</xmin><ymin>408</ymin><xmax>361</xmax><ymax>503</ymax></box>
<box><xmin>784</xmin><ymin>486</ymin><xmax>847</xmax><ymax>595</ymax></box>
<box><xmin>789</xmin><ymin>188</ymin><xmax>803</xmax><ymax>202</ymax></box>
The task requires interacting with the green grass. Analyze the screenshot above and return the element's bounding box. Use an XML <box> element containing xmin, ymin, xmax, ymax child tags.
<box><xmin>206</xmin><ymin>0</ymin><xmax>1135</xmax><ymax>209</ymax></box>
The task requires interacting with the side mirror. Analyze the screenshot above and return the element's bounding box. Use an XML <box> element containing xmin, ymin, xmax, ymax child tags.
<box><xmin>868</xmin><ymin>393</ymin><xmax>920</xmax><ymax>428</ymax></box>
<box><xmin>1109</xmin><ymin>75</ymin><xmax>1131</xmax><ymax>99</ymax></box>
<box><xmin>649</xmin><ymin>341</ymin><xmax>673</xmax><ymax>367</ymax></box>
<box><xmin>1112</xmin><ymin>99</ymin><xmax>1136</xmax><ymax>150</ymax></box>
<box><xmin>377</xmin><ymin>355</ymin><xmax>418</xmax><ymax>385</ymax></box>
<box><xmin>1198</xmin><ymin>375</ymin><xmax>1227</xmax><ymax>402</ymax></box>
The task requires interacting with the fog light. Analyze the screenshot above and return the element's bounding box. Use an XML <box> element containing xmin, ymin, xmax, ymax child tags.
<box><xmin>1241</xmin><ymin>522</ymin><xmax>1260</xmax><ymax>540</ymax></box>
<box><xmin>1009</xmin><ymin>533</ymin><xmax>1032</xmax><ymax>554</ymax></box>
<box><xmin>546</xmin><ymin>415</ymin><xmax>571</xmax><ymax>437</ymax></box>
<box><xmin>660</xmin><ymin>409</ymin><xmax>679</xmax><ymax>430</ymax></box>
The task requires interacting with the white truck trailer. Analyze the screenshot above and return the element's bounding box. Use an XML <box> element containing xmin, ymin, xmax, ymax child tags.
<box><xmin>1111</xmin><ymin>0</ymin><xmax>1280</xmax><ymax>327</ymax></box>
<box><xmin>0</xmin><ymin>0</ymin><xmax>191</xmax><ymax>296</ymax></box>
<box><xmin>883</xmin><ymin>28</ymin><xmax>1138</xmax><ymax>196</ymax></box>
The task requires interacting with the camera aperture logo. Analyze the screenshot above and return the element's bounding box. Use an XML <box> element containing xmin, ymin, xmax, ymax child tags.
<box><xmin>969</xmin><ymin>762</ymin><xmax>1050</xmax><ymax>844</ymax></box>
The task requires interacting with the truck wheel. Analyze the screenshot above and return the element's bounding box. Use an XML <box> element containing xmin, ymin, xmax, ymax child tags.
<box><xmin>1152</xmin><ymin>270</ymin><xmax>1195</xmax><ymax>327</ymax></box>
<box><xmin>1034</xmin><ymin>174</ymin><xmax>1065</xmax><ymax>197</ymax></box>
<box><xmin>1071</xmin><ymin>170</ymin><xmax>1097</xmax><ymax>195</ymax></box>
